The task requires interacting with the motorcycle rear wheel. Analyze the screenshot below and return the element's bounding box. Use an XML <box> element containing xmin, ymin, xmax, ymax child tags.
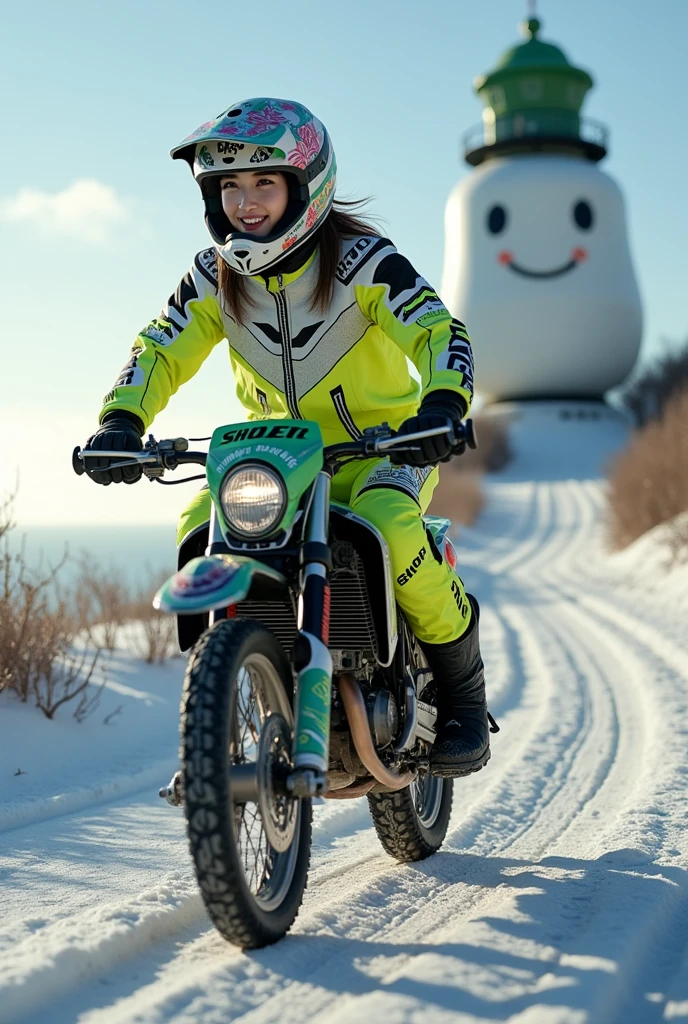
<box><xmin>181</xmin><ymin>618</ymin><xmax>311</xmax><ymax>949</ymax></box>
<box><xmin>368</xmin><ymin>771</ymin><xmax>452</xmax><ymax>862</ymax></box>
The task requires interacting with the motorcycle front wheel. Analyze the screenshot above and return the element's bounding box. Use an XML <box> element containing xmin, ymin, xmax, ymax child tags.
<box><xmin>181</xmin><ymin>618</ymin><xmax>311</xmax><ymax>949</ymax></box>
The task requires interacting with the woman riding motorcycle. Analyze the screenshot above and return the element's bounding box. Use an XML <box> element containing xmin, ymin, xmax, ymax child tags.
<box><xmin>80</xmin><ymin>97</ymin><xmax>492</xmax><ymax>778</ymax></box>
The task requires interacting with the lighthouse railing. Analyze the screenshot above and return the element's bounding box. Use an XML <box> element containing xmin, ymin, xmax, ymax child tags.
<box><xmin>463</xmin><ymin>113</ymin><xmax>609</xmax><ymax>164</ymax></box>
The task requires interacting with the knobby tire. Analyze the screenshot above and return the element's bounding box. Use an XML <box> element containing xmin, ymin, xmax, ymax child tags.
<box><xmin>181</xmin><ymin>618</ymin><xmax>311</xmax><ymax>948</ymax></box>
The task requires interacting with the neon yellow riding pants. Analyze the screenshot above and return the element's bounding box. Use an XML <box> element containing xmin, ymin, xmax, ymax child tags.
<box><xmin>177</xmin><ymin>458</ymin><xmax>471</xmax><ymax>645</ymax></box>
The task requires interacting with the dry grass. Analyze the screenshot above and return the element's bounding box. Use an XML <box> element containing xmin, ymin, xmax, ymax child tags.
<box><xmin>75</xmin><ymin>559</ymin><xmax>179</xmax><ymax>665</ymax></box>
<box><xmin>460</xmin><ymin>413</ymin><xmax>513</xmax><ymax>473</ymax></box>
<box><xmin>428</xmin><ymin>411</ymin><xmax>512</xmax><ymax>524</ymax></box>
<box><xmin>0</xmin><ymin>495</ymin><xmax>180</xmax><ymax>720</ymax></box>
<box><xmin>127</xmin><ymin>576</ymin><xmax>178</xmax><ymax>665</ymax></box>
<box><xmin>0</xmin><ymin>517</ymin><xmax>104</xmax><ymax>719</ymax></box>
<box><xmin>606</xmin><ymin>387</ymin><xmax>688</xmax><ymax>555</ymax></box>
<box><xmin>428</xmin><ymin>469</ymin><xmax>485</xmax><ymax>525</ymax></box>
<box><xmin>74</xmin><ymin>557</ymin><xmax>132</xmax><ymax>653</ymax></box>
<box><xmin>620</xmin><ymin>343</ymin><xmax>688</xmax><ymax>426</ymax></box>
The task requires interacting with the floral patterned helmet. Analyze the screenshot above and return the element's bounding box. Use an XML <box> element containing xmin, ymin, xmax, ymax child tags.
<box><xmin>171</xmin><ymin>98</ymin><xmax>336</xmax><ymax>276</ymax></box>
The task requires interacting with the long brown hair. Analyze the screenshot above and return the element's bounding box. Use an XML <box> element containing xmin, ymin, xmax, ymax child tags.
<box><xmin>217</xmin><ymin>199</ymin><xmax>381</xmax><ymax>325</ymax></box>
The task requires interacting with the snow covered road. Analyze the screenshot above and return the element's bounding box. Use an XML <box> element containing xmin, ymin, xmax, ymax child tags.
<box><xmin>3</xmin><ymin>402</ymin><xmax>688</xmax><ymax>1023</ymax></box>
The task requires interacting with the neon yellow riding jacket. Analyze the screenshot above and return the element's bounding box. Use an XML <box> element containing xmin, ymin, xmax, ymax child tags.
<box><xmin>99</xmin><ymin>236</ymin><xmax>474</xmax><ymax>441</ymax></box>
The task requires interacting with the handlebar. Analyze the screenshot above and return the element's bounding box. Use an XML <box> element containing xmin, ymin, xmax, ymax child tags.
<box><xmin>323</xmin><ymin>418</ymin><xmax>476</xmax><ymax>465</ymax></box>
<box><xmin>72</xmin><ymin>437</ymin><xmax>209</xmax><ymax>482</ymax></box>
<box><xmin>72</xmin><ymin>419</ymin><xmax>477</xmax><ymax>482</ymax></box>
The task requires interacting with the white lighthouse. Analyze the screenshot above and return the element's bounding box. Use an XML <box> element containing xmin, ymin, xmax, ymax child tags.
<box><xmin>441</xmin><ymin>15</ymin><xmax>643</xmax><ymax>402</ymax></box>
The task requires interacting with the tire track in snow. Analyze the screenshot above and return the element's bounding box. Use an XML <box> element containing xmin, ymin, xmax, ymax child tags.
<box><xmin>459</xmin><ymin>480</ymin><xmax>540</xmax><ymax>566</ymax></box>
<box><xmin>501</xmin><ymin>474</ymin><xmax>688</xmax><ymax>1024</ymax></box>
<box><xmin>484</xmin><ymin>483</ymin><xmax>556</xmax><ymax>576</ymax></box>
<box><xmin>2</xmin><ymin>793</ymin><xmax>388</xmax><ymax>1024</ymax></box>
<box><xmin>11</xmin><ymin>441</ymin><xmax>688</xmax><ymax>1023</ymax></box>
<box><xmin>0</xmin><ymin>757</ymin><xmax>179</xmax><ymax>835</ymax></box>
<box><xmin>51</xmin><ymin>589</ymin><xmax>631</xmax><ymax>1024</ymax></box>
<box><xmin>6</xmin><ymin>475</ymin><xmax>569</xmax><ymax>1019</ymax></box>
<box><xmin>4</xmin><ymin>595</ymin><xmax>556</xmax><ymax>1021</ymax></box>
<box><xmin>0</xmin><ymin>876</ymin><xmax>205</xmax><ymax>1024</ymax></box>
<box><xmin>521</xmin><ymin>591</ymin><xmax>688</xmax><ymax>1024</ymax></box>
<box><xmin>450</xmin><ymin>586</ymin><xmax>629</xmax><ymax>871</ymax></box>
<box><xmin>19</xmin><ymin>490</ymin><xmax>619</xmax><ymax>1022</ymax></box>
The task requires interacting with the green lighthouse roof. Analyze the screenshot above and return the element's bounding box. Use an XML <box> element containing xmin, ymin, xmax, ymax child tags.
<box><xmin>481</xmin><ymin>18</ymin><xmax>587</xmax><ymax>79</ymax></box>
<box><xmin>464</xmin><ymin>16</ymin><xmax>607</xmax><ymax>166</ymax></box>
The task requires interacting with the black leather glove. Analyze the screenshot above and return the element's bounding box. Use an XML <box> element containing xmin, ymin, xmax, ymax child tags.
<box><xmin>83</xmin><ymin>411</ymin><xmax>145</xmax><ymax>485</ymax></box>
<box><xmin>389</xmin><ymin>391</ymin><xmax>467</xmax><ymax>467</ymax></box>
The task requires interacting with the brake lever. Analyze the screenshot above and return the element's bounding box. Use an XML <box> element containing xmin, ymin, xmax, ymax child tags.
<box><xmin>376</xmin><ymin>425</ymin><xmax>452</xmax><ymax>454</ymax></box>
<box><xmin>77</xmin><ymin>450</ymin><xmax>158</xmax><ymax>461</ymax></box>
<box><xmin>380</xmin><ymin>444</ymin><xmax>422</xmax><ymax>454</ymax></box>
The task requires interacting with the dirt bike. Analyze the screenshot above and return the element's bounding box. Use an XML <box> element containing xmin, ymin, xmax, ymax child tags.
<box><xmin>73</xmin><ymin>415</ymin><xmax>476</xmax><ymax>949</ymax></box>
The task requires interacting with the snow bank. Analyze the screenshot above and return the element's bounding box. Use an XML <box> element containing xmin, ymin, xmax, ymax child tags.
<box><xmin>0</xmin><ymin>636</ymin><xmax>183</xmax><ymax>833</ymax></box>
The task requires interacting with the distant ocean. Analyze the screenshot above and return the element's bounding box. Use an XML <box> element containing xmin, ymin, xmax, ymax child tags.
<box><xmin>7</xmin><ymin>524</ymin><xmax>179</xmax><ymax>588</ymax></box>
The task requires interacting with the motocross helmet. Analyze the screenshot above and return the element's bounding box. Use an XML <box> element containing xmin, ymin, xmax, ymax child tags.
<box><xmin>171</xmin><ymin>98</ymin><xmax>336</xmax><ymax>276</ymax></box>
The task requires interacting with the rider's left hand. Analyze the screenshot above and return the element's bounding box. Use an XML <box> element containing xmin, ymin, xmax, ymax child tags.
<box><xmin>389</xmin><ymin>391</ymin><xmax>467</xmax><ymax>467</ymax></box>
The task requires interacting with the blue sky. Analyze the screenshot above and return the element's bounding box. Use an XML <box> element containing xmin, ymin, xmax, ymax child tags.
<box><xmin>2</xmin><ymin>0</ymin><xmax>687</xmax><ymax>525</ymax></box>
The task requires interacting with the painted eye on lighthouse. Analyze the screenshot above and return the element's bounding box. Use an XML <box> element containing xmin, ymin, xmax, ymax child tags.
<box><xmin>573</xmin><ymin>200</ymin><xmax>594</xmax><ymax>230</ymax></box>
<box><xmin>486</xmin><ymin>205</ymin><xmax>508</xmax><ymax>234</ymax></box>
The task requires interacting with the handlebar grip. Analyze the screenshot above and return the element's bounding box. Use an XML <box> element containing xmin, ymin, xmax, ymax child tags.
<box><xmin>72</xmin><ymin>446</ymin><xmax>85</xmax><ymax>476</ymax></box>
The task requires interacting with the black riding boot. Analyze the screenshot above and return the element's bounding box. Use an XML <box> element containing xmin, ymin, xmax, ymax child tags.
<box><xmin>419</xmin><ymin>595</ymin><xmax>495</xmax><ymax>778</ymax></box>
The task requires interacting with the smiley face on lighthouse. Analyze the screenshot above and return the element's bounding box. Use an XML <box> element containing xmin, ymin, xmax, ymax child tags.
<box><xmin>488</xmin><ymin>196</ymin><xmax>592</xmax><ymax>278</ymax></box>
<box><xmin>441</xmin><ymin>154</ymin><xmax>643</xmax><ymax>398</ymax></box>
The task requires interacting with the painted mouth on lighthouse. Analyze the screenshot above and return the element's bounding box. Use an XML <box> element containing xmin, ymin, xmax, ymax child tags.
<box><xmin>498</xmin><ymin>248</ymin><xmax>587</xmax><ymax>279</ymax></box>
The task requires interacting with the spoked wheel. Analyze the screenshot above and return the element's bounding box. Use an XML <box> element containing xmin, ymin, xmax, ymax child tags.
<box><xmin>368</xmin><ymin>771</ymin><xmax>453</xmax><ymax>862</ymax></box>
<box><xmin>181</xmin><ymin>618</ymin><xmax>311</xmax><ymax>949</ymax></box>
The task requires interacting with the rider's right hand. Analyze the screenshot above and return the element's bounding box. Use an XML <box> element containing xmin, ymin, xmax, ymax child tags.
<box><xmin>82</xmin><ymin>412</ymin><xmax>145</xmax><ymax>485</ymax></box>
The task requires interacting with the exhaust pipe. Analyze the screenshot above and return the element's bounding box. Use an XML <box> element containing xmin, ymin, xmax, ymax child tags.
<box><xmin>337</xmin><ymin>675</ymin><xmax>416</xmax><ymax>791</ymax></box>
<box><xmin>324</xmin><ymin>779</ymin><xmax>376</xmax><ymax>799</ymax></box>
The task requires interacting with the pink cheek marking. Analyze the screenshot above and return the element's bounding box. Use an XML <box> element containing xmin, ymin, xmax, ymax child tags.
<box><xmin>498</xmin><ymin>251</ymin><xmax>513</xmax><ymax>265</ymax></box>
<box><xmin>572</xmin><ymin>247</ymin><xmax>588</xmax><ymax>262</ymax></box>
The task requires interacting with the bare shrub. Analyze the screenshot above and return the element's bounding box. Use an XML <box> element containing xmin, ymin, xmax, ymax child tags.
<box><xmin>606</xmin><ymin>387</ymin><xmax>688</xmax><ymax>554</ymax></box>
<box><xmin>0</xmin><ymin>487</ymin><xmax>16</xmax><ymax>542</ymax></box>
<box><xmin>74</xmin><ymin>556</ymin><xmax>132</xmax><ymax>652</ymax></box>
<box><xmin>127</xmin><ymin>589</ymin><xmax>179</xmax><ymax>665</ymax></box>
<box><xmin>0</xmin><ymin>541</ymin><xmax>67</xmax><ymax>700</ymax></box>
<box><xmin>426</xmin><ymin>411</ymin><xmax>511</xmax><ymax>525</ymax></box>
<box><xmin>32</xmin><ymin>632</ymin><xmax>104</xmax><ymax>721</ymax></box>
<box><xmin>460</xmin><ymin>412</ymin><xmax>513</xmax><ymax>473</ymax></box>
<box><xmin>619</xmin><ymin>342</ymin><xmax>688</xmax><ymax>426</ymax></box>
<box><xmin>0</xmin><ymin>499</ymin><xmax>104</xmax><ymax>718</ymax></box>
<box><xmin>74</xmin><ymin>555</ymin><xmax>179</xmax><ymax>664</ymax></box>
<box><xmin>0</xmin><ymin>495</ymin><xmax>179</xmax><ymax>719</ymax></box>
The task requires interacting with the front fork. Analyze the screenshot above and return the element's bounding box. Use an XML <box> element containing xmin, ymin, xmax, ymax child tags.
<box><xmin>204</xmin><ymin>475</ymin><xmax>333</xmax><ymax>799</ymax></box>
<box><xmin>289</xmin><ymin>471</ymin><xmax>333</xmax><ymax>797</ymax></box>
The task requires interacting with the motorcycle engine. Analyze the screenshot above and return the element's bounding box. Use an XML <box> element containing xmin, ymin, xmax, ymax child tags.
<box><xmin>365</xmin><ymin>689</ymin><xmax>399</xmax><ymax>749</ymax></box>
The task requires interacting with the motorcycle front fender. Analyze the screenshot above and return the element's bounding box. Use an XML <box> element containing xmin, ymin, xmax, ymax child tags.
<box><xmin>154</xmin><ymin>554</ymin><xmax>288</xmax><ymax>614</ymax></box>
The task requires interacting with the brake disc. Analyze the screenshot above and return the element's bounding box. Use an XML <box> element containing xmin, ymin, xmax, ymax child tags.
<box><xmin>257</xmin><ymin>713</ymin><xmax>299</xmax><ymax>852</ymax></box>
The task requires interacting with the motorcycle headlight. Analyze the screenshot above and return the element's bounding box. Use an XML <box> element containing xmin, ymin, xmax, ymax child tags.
<box><xmin>219</xmin><ymin>464</ymin><xmax>287</xmax><ymax>538</ymax></box>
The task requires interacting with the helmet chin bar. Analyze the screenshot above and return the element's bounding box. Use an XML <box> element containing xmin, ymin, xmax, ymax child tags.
<box><xmin>216</xmin><ymin>219</ymin><xmax>319</xmax><ymax>277</ymax></box>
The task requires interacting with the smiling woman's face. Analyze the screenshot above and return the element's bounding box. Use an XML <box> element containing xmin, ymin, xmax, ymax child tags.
<box><xmin>220</xmin><ymin>170</ymin><xmax>289</xmax><ymax>237</ymax></box>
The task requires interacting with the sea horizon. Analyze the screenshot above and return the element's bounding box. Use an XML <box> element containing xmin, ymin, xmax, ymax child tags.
<box><xmin>6</xmin><ymin>522</ymin><xmax>179</xmax><ymax>587</ymax></box>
